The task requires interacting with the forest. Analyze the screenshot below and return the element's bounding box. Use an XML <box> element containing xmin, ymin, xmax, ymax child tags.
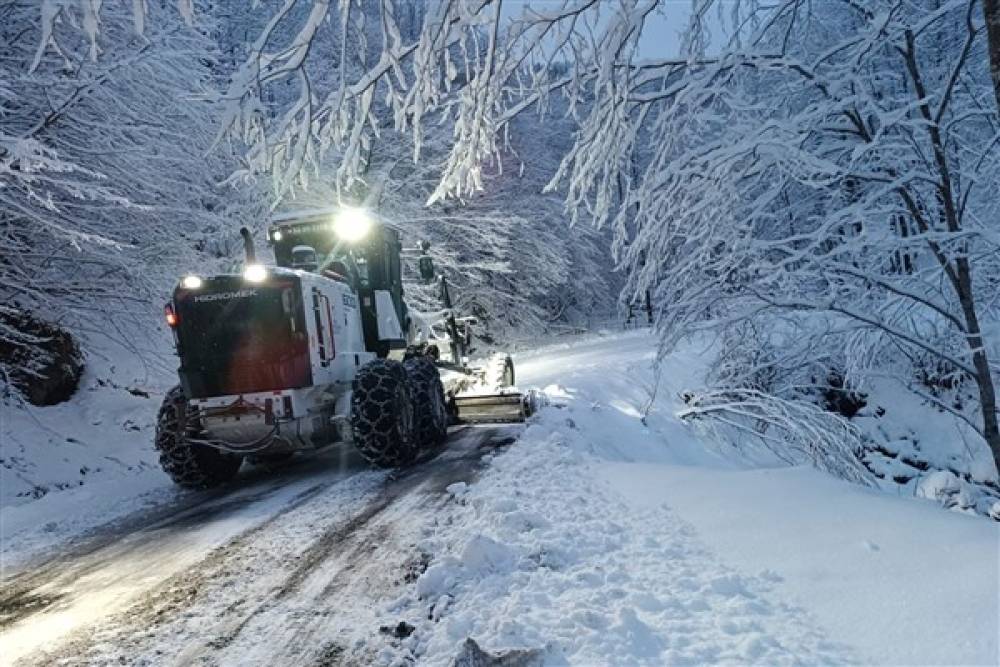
<box><xmin>2</xmin><ymin>1</ymin><xmax>1000</xmax><ymax>665</ymax></box>
<box><xmin>5</xmin><ymin>0</ymin><xmax>1000</xmax><ymax>505</ymax></box>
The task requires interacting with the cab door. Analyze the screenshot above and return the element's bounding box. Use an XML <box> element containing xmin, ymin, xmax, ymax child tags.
<box><xmin>310</xmin><ymin>286</ymin><xmax>336</xmax><ymax>372</ymax></box>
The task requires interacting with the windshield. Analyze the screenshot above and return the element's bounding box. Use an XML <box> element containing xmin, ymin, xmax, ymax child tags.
<box><xmin>174</xmin><ymin>277</ymin><xmax>310</xmax><ymax>398</ymax></box>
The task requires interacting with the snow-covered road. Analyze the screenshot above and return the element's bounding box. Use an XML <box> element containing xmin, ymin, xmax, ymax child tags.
<box><xmin>2</xmin><ymin>331</ymin><xmax>998</xmax><ymax>666</ymax></box>
<box><xmin>0</xmin><ymin>427</ymin><xmax>517</xmax><ymax>665</ymax></box>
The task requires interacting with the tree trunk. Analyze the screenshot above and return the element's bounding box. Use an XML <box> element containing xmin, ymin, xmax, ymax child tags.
<box><xmin>901</xmin><ymin>28</ymin><xmax>1000</xmax><ymax>478</ymax></box>
<box><xmin>985</xmin><ymin>0</ymin><xmax>1000</xmax><ymax>112</ymax></box>
<box><xmin>977</xmin><ymin>1</ymin><xmax>1000</xmax><ymax>474</ymax></box>
<box><xmin>955</xmin><ymin>257</ymin><xmax>1000</xmax><ymax>479</ymax></box>
<box><xmin>971</xmin><ymin>346</ymin><xmax>1000</xmax><ymax>479</ymax></box>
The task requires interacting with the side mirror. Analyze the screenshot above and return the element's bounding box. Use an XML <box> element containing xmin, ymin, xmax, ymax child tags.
<box><xmin>418</xmin><ymin>255</ymin><xmax>436</xmax><ymax>283</ymax></box>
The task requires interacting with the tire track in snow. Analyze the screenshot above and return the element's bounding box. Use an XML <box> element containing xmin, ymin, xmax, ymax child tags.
<box><xmin>0</xmin><ymin>443</ymin><xmax>371</xmax><ymax>611</ymax></box>
<box><xmin>10</xmin><ymin>469</ymin><xmax>388</xmax><ymax>667</ymax></box>
<box><xmin>171</xmin><ymin>427</ymin><xmax>514</xmax><ymax>667</ymax></box>
<box><xmin>0</xmin><ymin>479</ymin><xmax>324</xmax><ymax>631</ymax></box>
<box><xmin>0</xmin><ymin>474</ymin><xmax>362</xmax><ymax>667</ymax></box>
<box><xmin>0</xmin><ymin>441</ymin><xmax>382</xmax><ymax>667</ymax></box>
<box><xmin>9</xmin><ymin>427</ymin><xmax>514</xmax><ymax>666</ymax></box>
<box><xmin>1</xmin><ymin>453</ymin><xmax>341</xmax><ymax>578</ymax></box>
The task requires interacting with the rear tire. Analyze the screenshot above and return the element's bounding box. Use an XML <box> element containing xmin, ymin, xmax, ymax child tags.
<box><xmin>350</xmin><ymin>360</ymin><xmax>418</xmax><ymax>467</ymax></box>
<box><xmin>404</xmin><ymin>356</ymin><xmax>448</xmax><ymax>448</ymax></box>
<box><xmin>154</xmin><ymin>386</ymin><xmax>243</xmax><ymax>489</ymax></box>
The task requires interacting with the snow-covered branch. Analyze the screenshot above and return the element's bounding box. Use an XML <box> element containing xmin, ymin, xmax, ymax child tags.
<box><xmin>678</xmin><ymin>388</ymin><xmax>874</xmax><ymax>485</ymax></box>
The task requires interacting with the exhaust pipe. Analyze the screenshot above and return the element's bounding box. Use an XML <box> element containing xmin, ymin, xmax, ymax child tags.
<box><xmin>239</xmin><ymin>227</ymin><xmax>256</xmax><ymax>263</ymax></box>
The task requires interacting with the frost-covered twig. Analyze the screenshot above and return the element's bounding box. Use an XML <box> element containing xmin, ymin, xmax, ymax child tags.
<box><xmin>678</xmin><ymin>388</ymin><xmax>875</xmax><ymax>485</ymax></box>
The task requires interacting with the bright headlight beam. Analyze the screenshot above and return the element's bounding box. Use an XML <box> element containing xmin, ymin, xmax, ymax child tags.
<box><xmin>181</xmin><ymin>275</ymin><xmax>203</xmax><ymax>289</ymax></box>
<box><xmin>333</xmin><ymin>207</ymin><xmax>373</xmax><ymax>242</ymax></box>
<box><xmin>244</xmin><ymin>264</ymin><xmax>267</xmax><ymax>283</ymax></box>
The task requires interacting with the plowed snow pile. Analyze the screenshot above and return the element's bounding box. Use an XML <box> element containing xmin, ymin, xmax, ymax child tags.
<box><xmin>374</xmin><ymin>332</ymin><xmax>999</xmax><ymax>666</ymax></box>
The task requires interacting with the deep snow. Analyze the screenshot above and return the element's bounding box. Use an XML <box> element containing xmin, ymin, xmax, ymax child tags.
<box><xmin>1</xmin><ymin>335</ymin><xmax>178</xmax><ymax>568</ymax></box>
<box><xmin>376</xmin><ymin>331</ymin><xmax>1000</xmax><ymax>665</ymax></box>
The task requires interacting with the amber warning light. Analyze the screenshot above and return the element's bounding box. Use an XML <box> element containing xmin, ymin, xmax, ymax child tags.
<box><xmin>165</xmin><ymin>304</ymin><xmax>178</xmax><ymax>328</ymax></box>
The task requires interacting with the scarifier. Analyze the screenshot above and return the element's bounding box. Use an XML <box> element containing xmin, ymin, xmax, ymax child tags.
<box><xmin>155</xmin><ymin>207</ymin><xmax>538</xmax><ymax>488</ymax></box>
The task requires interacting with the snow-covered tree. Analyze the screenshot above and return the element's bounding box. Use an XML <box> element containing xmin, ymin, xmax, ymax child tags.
<box><xmin>344</xmin><ymin>109</ymin><xmax>621</xmax><ymax>338</ymax></box>
<box><xmin>217</xmin><ymin>0</ymin><xmax>679</xmax><ymax>196</ymax></box>
<box><xmin>1</xmin><ymin>1</ymin><xmax>266</xmax><ymax>397</ymax></box>
<box><xmin>600</xmin><ymin>0</ymin><xmax>1000</xmax><ymax>479</ymax></box>
<box><xmin>985</xmin><ymin>0</ymin><xmax>1000</xmax><ymax>110</ymax></box>
<box><xmin>219</xmin><ymin>0</ymin><xmax>622</xmax><ymax>337</ymax></box>
<box><xmin>223</xmin><ymin>0</ymin><xmax>1000</xmax><ymax>480</ymax></box>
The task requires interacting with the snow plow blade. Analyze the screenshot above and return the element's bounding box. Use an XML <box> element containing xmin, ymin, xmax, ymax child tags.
<box><xmin>452</xmin><ymin>391</ymin><xmax>539</xmax><ymax>424</ymax></box>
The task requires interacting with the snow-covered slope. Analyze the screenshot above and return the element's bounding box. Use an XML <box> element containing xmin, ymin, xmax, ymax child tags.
<box><xmin>378</xmin><ymin>331</ymin><xmax>999</xmax><ymax>665</ymax></box>
<box><xmin>1</xmin><ymin>335</ymin><xmax>179</xmax><ymax>562</ymax></box>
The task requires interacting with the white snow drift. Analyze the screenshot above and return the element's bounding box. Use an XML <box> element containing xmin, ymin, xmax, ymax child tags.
<box><xmin>374</xmin><ymin>332</ymin><xmax>1000</xmax><ymax>666</ymax></box>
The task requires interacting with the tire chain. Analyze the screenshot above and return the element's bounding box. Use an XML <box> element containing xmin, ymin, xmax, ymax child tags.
<box><xmin>350</xmin><ymin>360</ymin><xmax>418</xmax><ymax>467</ymax></box>
<box><xmin>154</xmin><ymin>386</ymin><xmax>242</xmax><ymax>488</ymax></box>
<box><xmin>403</xmin><ymin>356</ymin><xmax>448</xmax><ymax>448</ymax></box>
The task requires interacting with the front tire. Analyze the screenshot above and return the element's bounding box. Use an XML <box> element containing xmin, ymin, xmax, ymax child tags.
<box><xmin>154</xmin><ymin>386</ymin><xmax>242</xmax><ymax>489</ymax></box>
<box><xmin>404</xmin><ymin>356</ymin><xmax>448</xmax><ymax>448</ymax></box>
<box><xmin>350</xmin><ymin>360</ymin><xmax>418</xmax><ymax>467</ymax></box>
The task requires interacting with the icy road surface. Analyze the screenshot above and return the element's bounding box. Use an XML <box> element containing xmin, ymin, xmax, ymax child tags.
<box><xmin>0</xmin><ymin>427</ymin><xmax>516</xmax><ymax>665</ymax></box>
<box><xmin>2</xmin><ymin>331</ymin><xmax>998</xmax><ymax>665</ymax></box>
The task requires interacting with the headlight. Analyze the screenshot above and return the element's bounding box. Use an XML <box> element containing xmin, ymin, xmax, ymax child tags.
<box><xmin>333</xmin><ymin>207</ymin><xmax>373</xmax><ymax>242</ymax></box>
<box><xmin>181</xmin><ymin>275</ymin><xmax>203</xmax><ymax>289</ymax></box>
<box><xmin>273</xmin><ymin>230</ymin><xmax>283</xmax><ymax>241</ymax></box>
<box><xmin>244</xmin><ymin>264</ymin><xmax>267</xmax><ymax>283</ymax></box>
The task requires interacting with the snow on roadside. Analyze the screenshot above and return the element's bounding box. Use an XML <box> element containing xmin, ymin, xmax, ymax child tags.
<box><xmin>602</xmin><ymin>462</ymin><xmax>1000</xmax><ymax>666</ymax></box>
<box><xmin>0</xmin><ymin>371</ymin><xmax>165</xmax><ymax>505</ymax></box>
<box><xmin>372</xmin><ymin>331</ymin><xmax>999</xmax><ymax>665</ymax></box>
<box><xmin>1</xmin><ymin>336</ymin><xmax>177</xmax><ymax>569</ymax></box>
<box><xmin>372</xmin><ymin>333</ymin><xmax>845</xmax><ymax>665</ymax></box>
<box><xmin>379</xmin><ymin>420</ymin><xmax>855</xmax><ymax>665</ymax></box>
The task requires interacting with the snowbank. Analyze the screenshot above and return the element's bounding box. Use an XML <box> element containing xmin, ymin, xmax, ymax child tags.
<box><xmin>374</xmin><ymin>331</ymin><xmax>999</xmax><ymax>665</ymax></box>
<box><xmin>1</xmin><ymin>336</ymin><xmax>177</xmax><ymax>565</ymax></box>
<box><xmin>602</xmin><ymin>462</ymin><xmax>1000</xmax><ymax>666</ymax></box>
<box><xmin>390</xmin><ymin>426</ymin><xmax>857</xmax><ymax>665</ymax></box>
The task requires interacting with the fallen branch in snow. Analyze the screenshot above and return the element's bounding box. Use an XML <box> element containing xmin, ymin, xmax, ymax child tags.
<box><xmin>677</xmin><ymin>388</ymin><xmax>875</xmax><ymax>486</ymax></box>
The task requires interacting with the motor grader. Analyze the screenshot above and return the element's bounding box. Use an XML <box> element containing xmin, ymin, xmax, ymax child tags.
<box><xmin>155</xmin><ymin>207</ymin><xmax>533</xmax><ymax>488</ymax></box>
